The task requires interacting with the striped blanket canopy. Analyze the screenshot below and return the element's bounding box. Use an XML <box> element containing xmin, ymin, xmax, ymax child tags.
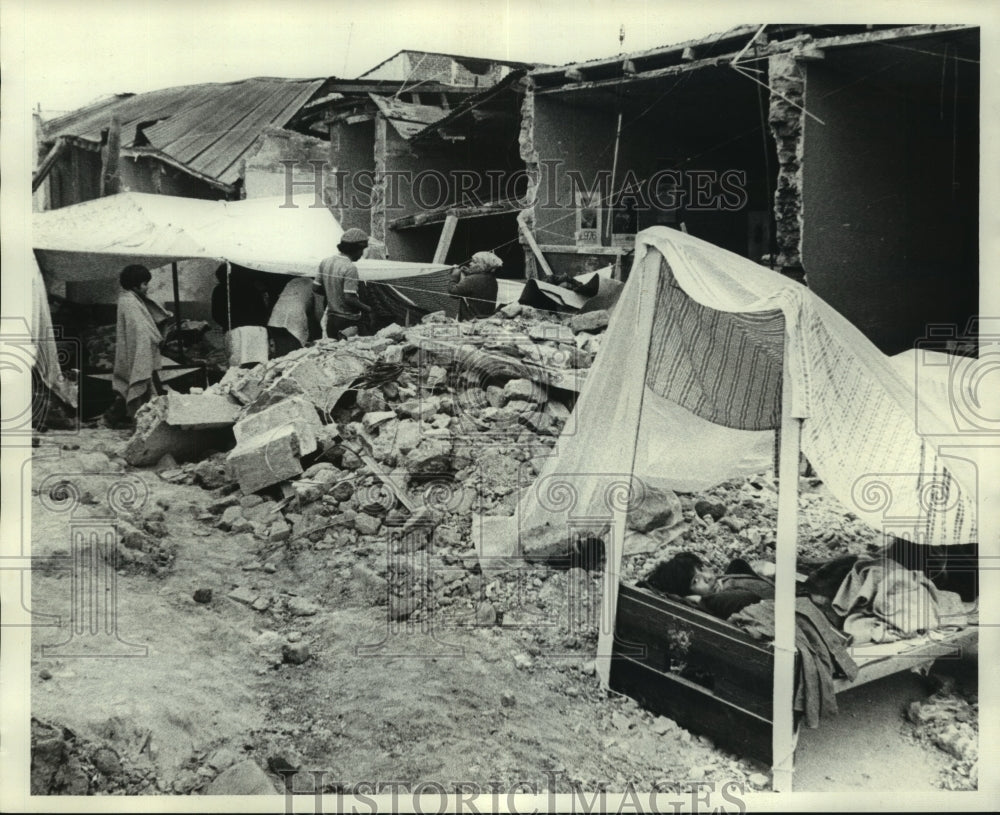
<box><xmin>513</xmin><ymin>226</ymin><xmax>980</xmax><ymax>548</ymax></box>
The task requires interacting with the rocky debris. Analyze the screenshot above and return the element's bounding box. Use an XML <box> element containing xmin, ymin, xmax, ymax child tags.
<box><xmin>226</xmin><ymin>425</ymin><xmax>310</xmax><ymax>494</ymax></box>
<box><xmin>232</xmin><ymin>396</ymin><xmax>321</xmax><ymax>454</ymax></box>
<box><xmin>165</xmin><ymin>391</ymin><xmax>241</xmax><ymax>429</ymax></box>
<box><xmin>628</xmin><ymin>486</ymin><xmax>684</xmax><ymax>534</ymax></box>
<box><xmin>569</xmin><ymin>310</ymin><xmax>610</xmax><ymax>334</ymax></box>
<box><xmin>193</xmin><ymin>588</ymin><xmax>213</xmax><ymax>604</ymax></box>
<box><xmin>282</xmin><ymin>642</ymin><xmax>311</xmax><ymax>665</ymax></box>
<box><xmin>125</xmin><ymin>397</ymin><xmax>234</xmax><ymax>467</ymax></box>
<box><xmin>31</xmin><ymin>717</ymin><xmax>156</xmax><ymax>795</ymax></box>
<box><xmin>204</xmin><ymin>759</ymin><xmax>279</xmax><ymax>795</ymax></box>
<box><xmin>694</xmin><ymin>500</ymin><xmax>727</xmax><ymax>522</ymax></box>
<box><xmin>907</xmin><ymin>690</ymin><xmax>978</xmax><ymax>789</ymax></box>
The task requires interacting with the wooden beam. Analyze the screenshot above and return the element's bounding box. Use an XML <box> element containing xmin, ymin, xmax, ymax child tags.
<box><xmin>432</xmin><ymin>214</ymin><xmax>458</xmax><ymax>264</ymax></box>
<box><xmin>535</xmin><ymin>52</ymin><xmax>727</xmax><ymax>95</ymax></box>
<box><xmin>100</xmin><ymin>115</ymin><xmax>121</xmax><ymax>196</ymax></box>
<box><xmin>389</xmin><ymin>199</ymin><xmax>521</xmax><ymax>230</ymax></box>
<box><xmin>32</xmin><ymin>137</ymin><xmax>68</xmax><ymax>193</ymax></box>
<box><xmin>517</xmin><ymin>212</ymin><xmax>554</xmax><ymax>280</ymax></box>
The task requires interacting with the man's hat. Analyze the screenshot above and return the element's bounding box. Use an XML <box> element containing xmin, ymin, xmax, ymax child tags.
<box><xmin>340</xmin><ymin>228</ymin><xmax>369</xmax><ymax>245</ymax></box>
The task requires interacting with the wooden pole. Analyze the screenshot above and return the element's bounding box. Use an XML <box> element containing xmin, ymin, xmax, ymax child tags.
<box><xmin>32</xmin><ymin>137</ymin><xmax>68</xmax><ymax>193</ymax></box>
<box><xmin>516</xmin><ymin>212</ymin><xmax>554</xmax><ymax>280</ymax></box>
<box><xmin>171</xmin><ymin>262</ymin><xmax>184</xmax><ymax>362</ymax></box>
<box><xmin>605</xmin><ymin>111</ymin><xmax>623</xmax><ymax>245</ymax></box>
<box><xmin>100</xmin><ymin>115</ymin><xmax>122</xmax><ymax>196</ymax></box>
<box><xmin>772</xmin><ymin>353</ymin><xmax>802</xmax><ymax>792</ymax></box>
<box><xmin>432</xmin><ymin>214</ymin><xmax>458</xmax><ymax>264</ymax></box>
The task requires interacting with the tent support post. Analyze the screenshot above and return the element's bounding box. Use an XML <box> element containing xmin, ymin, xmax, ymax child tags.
<box><xmin>596</xmin><ymin>507</ymin><xmax>628</xmax><ymax>688</ymax></box>
<box><xmin>772</xmin><ymin>360</ymin><xmax>802</xmax><ymax>792</ymax></box>
<box><xmin>171</xmin><ymin>262</ymin><xmax>185</xmax><ymax>362</ymax></box>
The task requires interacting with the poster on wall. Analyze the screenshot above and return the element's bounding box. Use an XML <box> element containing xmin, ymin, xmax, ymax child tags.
<box><xmin>574</xmin><ymin>190</ymin><xmax>601</xmax><ymax>246</ymax></box>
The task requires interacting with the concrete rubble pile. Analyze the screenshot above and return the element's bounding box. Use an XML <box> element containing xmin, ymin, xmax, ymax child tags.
<box><xmin>124</xmin><ymin>305</ymin><xmax>620</xmax><ymax>622</ymax></box>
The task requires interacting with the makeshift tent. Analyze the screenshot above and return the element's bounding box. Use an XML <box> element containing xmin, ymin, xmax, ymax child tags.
<box><xmin>31</xmin><ymin>256</ymin><xmax>77</xmax><ymax>409</ymax></box>
<box><xmin>503</xmin><ymin>226</ymin><xmax>982</xmax><ymax>790</ymax></box>
<box><xmin>31</xmin><ymin>193</ymin><xmax>453</xmax><ymax>381</ymax></box>
<box><xmin>32</xmin><ymin>192</ymin><xmax>451</xmax><ymax>283</ymax></box>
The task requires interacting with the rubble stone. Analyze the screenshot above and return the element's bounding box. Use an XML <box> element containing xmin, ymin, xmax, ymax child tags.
<box><xmin>404</xmin><ymin>438</ymin><xmax>453</xmax><ymax>477</ymax></box>
<box><xmin>205</xmin><ymin>760</ymin><xmax>278</xmax><ymax>795</ymax></box>
<box><xmin>357</xmin><ymin>389</ymin><xmax>388</xmax><ymax>413</ymax></box>
<box><xmin>226</xmin><ymin>425</ymin><xmax>306</xmax><ymax>494</ymax></box>
<box><xmin>628</xmin><ymin>486</ymin><xmax>683</xmax><ymax>534</ymax></box>
<box><xmin>166</xmin><ymin>392</ymin><xmax>240</xmax><ymax>429</ymax></box>
<box><xmin>124</xmin><ymin>399</ymin><xmax>233</xmax><ymax>467</ymax></box>
<box><xmin>354</xmin><ymin>513</ymin><xmax>383</xmax><ymax>536</ymax></box>
<box><xmin>503</xmin><ymin>379</ymin><xmax>546</xmax><ymax>404</ymax></box>
<box><xmin>569</xmin><ymin>310</ymin><xmax>610</xmax><ymax>334</ymax></box>
<box><xmin>233</xmin><ymin>397</ymin><xmax>320</xmax><ymax>456</ymax></box>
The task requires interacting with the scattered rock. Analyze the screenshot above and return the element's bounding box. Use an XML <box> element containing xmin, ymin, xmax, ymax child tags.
<box><xmin>500</xmin><ymin>693</ymin><xmax>516</xmax><ymax>708</ymax></box>
<box><xmin>205</xmin><ymin>759</ymin><xmax>278</xmax><ymax>795</ymax></box>
<box><xmin>475</xmin><ymin>601</ymin><xmax>497</xmax><ymax>627</ymax></box>
<box><xmin>193</xmin><ymin>588</ymin><xmax>213</xmax><ymax>604</ymax></box>
<box><xmin>91</xmin><ymin>746</ymin><xmax>122</xmax><ymax>776</ymax></box>
<box><xmin>286</xmin><ymin>596</ymin><xmax>320</xmax><ymax>617</ymax></box>
<box><xmin>694</xmin><ymin>500</ymin><xmax>727</xmax><ymax>522</ymax></box>
<box><xmin>628</xmin><ymin>486</ymin><xmax>683</xmax><ymax>534</ymax></box>
<box><xmin>282</xmin><ymin>642</ymin><xmax>311</xmax><ymax>665</ymax></box>
<box><xmin>39</xmin><ymin>669</ymin><xmax>52</xmax><ymax>681</ymax></box>
<box><xmin>569</xmin><ymin>310</ymin><xmax>610</xmax><ymax>334</ymax></box>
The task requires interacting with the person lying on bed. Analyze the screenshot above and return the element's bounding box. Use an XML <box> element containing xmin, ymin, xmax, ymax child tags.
<box><xmin>638</xmin><ymin>552</ymin><xmax>782</xmax><ymax>620</ymax></box>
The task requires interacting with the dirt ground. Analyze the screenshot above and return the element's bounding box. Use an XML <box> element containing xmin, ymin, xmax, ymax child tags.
<box><xmin>27</xmin><ymin>427</ymin><xmax>977</xmax><ymax>798</ymax></box>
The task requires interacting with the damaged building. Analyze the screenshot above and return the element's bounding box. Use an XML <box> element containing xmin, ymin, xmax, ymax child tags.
<box><xmin>322</xmin><ymin>51</ymin><xmax>536</xmax><ymax>270</ymax></box>
<box><xmin>522</xmin><ymin>23</ymin><xmax>979</xmax><ymax>353</ymax></box>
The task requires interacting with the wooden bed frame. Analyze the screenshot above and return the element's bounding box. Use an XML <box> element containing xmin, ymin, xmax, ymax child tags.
<box><xmin>595</xmin><ymin>360</ymin><xmax>979</xmax><ymax>792</ymax></box>
<box><xmin>608</xmin><ymin>582</ymin><xmax>977</xmax><ymax>770</ymax></box>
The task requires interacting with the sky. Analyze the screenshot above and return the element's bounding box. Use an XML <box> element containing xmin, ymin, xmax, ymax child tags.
<box><xmin>12</xmin><ymin>0</ymin><xmax>747</xmax><ymax>114</ymax></box>
<box><xmin>8</xmin><ymin>0</ymin><xmax>977</xmax><ymax>115</ymax></box>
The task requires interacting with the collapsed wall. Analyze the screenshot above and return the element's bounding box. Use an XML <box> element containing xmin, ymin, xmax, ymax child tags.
<box><xmin>768</xmin><ymin>53</ymin><xmax>806</xmax><ymax>282</ymax></box>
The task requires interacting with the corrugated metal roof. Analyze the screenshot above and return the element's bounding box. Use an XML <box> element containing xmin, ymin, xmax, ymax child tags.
<box><xmin>42</xmin><ymin>78</ymin><xmax>326</xmax><ymax>188</ymax></box>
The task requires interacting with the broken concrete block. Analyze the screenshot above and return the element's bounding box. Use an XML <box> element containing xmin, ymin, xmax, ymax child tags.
<box><xmin>404</xmin><ymin>438</ymin><xmax>453</xmax><ymax>477</ymax></box>
<box><xmin>124</xmin><ymin>398</ymin><xmax>234</xmax><ymax>467</ymax></box>
<box><xmin>356</xmin><ymin>389</ymin><xmax>387</xmax><ymax>414</ymax></box>
<box><xmin>233</xmin><ymin>397</ymin><xmax>320</xmax><ymax>455</ymax></box>
<box><xmin>225</xmin><ymin>425</ymin><xmax>306</xmax><ymax>494</ymax></box>
<box><xmin>166</xmin><ymin>392</ymin><xmax>240</xmax><ymax>429</ymax></box>
<box><xmin>628</xmin><ymin>486</ymin><xmax>683</xmax><ymax>534</ymax></box>
<box><xmin>393</xmin><ymin>420</ymin><xmax>422</xmax><ymax>456</ymax></box>
<box><xmin>376</xmin><ymin>323</ymin><xmax>406</xmax><ymax>341</ymax></box>
<box><xmin>503</xmin><ymin>378</ymin><xmax>547</xmax><ymax>405</ymax></box>
<box><xmin>362</xmin><ymin>411</ymin><xmax>397</xmax><ymax>432</ymax></box>
<box><xmin>354</xmin><ymin>512</ymin><xmax>383</xmax><ymax>536</ymax></box>
<box><xmin>569</xmin><ymin>309</ymin><xmax>610</xmax><ymax>334</ymax></box>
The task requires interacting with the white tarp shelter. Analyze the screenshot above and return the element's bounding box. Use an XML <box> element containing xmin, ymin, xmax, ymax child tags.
<box><xmin>32</xmin><ymin>192</ymin><xmax>450</xmax><ymax>282</ymax></box>
<box><xmin>501</xmin><ymin>226</ymin><xmax>986</xmax><ymax>790</ymax></box>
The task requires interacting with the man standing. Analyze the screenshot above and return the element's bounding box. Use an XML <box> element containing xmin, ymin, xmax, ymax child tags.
<box><xmin>317</xmin><ymin>228</ymin><xmax>372</xmax><ymax>338</ymax></box>
<box><xmin>449</xmin><ymin>251</ymin><xmax>502</xmax><ymax>320</ymax></box>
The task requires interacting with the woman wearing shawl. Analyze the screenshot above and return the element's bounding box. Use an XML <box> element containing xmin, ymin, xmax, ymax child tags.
<box><xmin>105</xmin><ymin>264</ymin><xmax>172</xmax><ymax>426</ymax></box>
